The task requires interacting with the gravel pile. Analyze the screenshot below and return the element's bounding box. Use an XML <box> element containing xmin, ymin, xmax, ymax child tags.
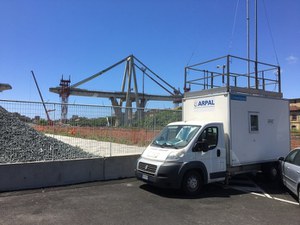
<box><xmin>0</xmin><ymin>106</ymin><xmax>95</xmax><ymax>163</ymax></box>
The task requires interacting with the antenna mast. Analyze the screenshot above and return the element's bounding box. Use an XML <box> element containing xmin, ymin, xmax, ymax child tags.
<box><xmin>247</xmin><ymin>0</ymin><xmax>250</xmax><ymax>88</ymax></box>
<box><xmin>255</xmin><ymin>0</ymin><xmax>258</xmax><ymax>89</ymax></box>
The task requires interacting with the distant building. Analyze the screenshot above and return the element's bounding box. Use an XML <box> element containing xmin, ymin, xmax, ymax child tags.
<box><xmin>290</xmin><ymin>98</ymin><xmax>300</xmax><ymax>131</ymax></box>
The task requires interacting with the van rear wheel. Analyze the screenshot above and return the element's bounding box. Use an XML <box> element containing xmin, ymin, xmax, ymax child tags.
<box><xmin>182</xmin><ymin>171</ymin><xmax>203</xmax><ymax>196</ymax></box>
<box><xmin>262</xmin><ymin>163</ymin><xmax>279</xmax><ymax>181</ymax></box>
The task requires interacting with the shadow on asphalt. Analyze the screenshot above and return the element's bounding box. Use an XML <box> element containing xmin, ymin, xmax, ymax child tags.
<box><xmin>138</xmin><ymin>173</ymin><xmax>288</xmax><ymax>200</ymax></box>
<box><xmin>250</xmin><ymin>172</ymin><xmax>287</xmax><ymax>195</ymax></box>
<box><xmin>139</xmin><ymin>182</ymin><xmax>245</xmax><ymax>200</ymax></box>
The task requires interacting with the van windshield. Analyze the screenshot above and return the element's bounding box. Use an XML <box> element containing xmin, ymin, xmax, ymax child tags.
<box><xmin>152</xmin><ymin>125</ymin><xmax>201</xmax><ymax>149</ymax></box>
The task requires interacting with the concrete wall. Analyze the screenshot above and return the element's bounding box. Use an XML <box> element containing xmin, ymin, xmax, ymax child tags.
<box><xmin>104</xmin><ymin>155</ymin><xmax>139</xmax><ymax>180</ymax></box>
<box><xmin>0</xmin><ymin>155</ymin><xmax>140</xmax><ymax>192</ymax></box>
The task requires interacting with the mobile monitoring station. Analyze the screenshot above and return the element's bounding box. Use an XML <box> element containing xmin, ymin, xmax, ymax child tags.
<box><xmin>136</xmin><ymin>55</ymin><xmax>290</xmax><ymax>195</ymax></box>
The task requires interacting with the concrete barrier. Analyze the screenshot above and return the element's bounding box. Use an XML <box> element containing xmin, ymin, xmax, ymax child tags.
<box><xmin>104</xmin><ymin>155</ymin><xmax>140</xmax><ymax>180</ymax></box>
<box><xmin>0</xmin><ymin>155</ymin><xmax>140</xmax><ymax>192</ymax></box>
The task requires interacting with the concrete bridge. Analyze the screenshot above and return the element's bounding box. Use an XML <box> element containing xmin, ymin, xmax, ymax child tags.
<box><xmin>49</xmin><ymin>55</ymin><xmax>183</xmax><ymax>126</ymax></box>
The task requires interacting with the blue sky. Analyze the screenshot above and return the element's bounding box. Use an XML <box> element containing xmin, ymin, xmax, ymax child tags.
<box><xmin>0</xmin><ymin>0</ymin><xmax>299</xmax><ymax>108</ymax></box>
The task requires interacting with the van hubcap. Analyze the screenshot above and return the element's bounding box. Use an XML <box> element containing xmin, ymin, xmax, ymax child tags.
<box><xmin>187</xmin><ymin>176</ymin><xmax>198</xmax><ymax>190</ymax></box>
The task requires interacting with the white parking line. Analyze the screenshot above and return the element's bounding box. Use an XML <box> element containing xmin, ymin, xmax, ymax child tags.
<box><xmin>247</xmin><ymin>191</ymin><xmax>298</xmax><ymax>205</ymax></box>
<box><xmin>227</xmin><ymin>180</ymin><xmax>299</xmax><ymax>206</ymax></box>
<box><xmin>257</xmin><ymin>185</ymin><xmax>299</xmax><ymax>205</ymax></box>
<box><xmin>272</xmin><ymin>197</ymin><xmax>299</xmax><ymax>205</ymax></box>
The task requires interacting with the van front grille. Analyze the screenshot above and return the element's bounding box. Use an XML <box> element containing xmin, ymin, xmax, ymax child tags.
<box><xmin>138</xmin><ymin>162</ymin><xmax>157</xmax><ymax>175</ymax></box>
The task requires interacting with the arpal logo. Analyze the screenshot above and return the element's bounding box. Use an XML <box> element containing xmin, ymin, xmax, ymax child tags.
<box><xmin>194</xmin><ymin>98</ymin><xmax>215</xmax><ymax>108</ymax></box>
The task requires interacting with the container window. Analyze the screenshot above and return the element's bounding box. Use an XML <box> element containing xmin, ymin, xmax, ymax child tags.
<box><xmin>249</xmin><ymin>113</ymin><xmax>259</xmax><ymax>133</ymax></box>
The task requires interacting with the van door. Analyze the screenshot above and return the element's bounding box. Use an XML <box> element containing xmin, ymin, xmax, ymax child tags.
<box><xmin>195</xmin><ymin>125</ymin><xmax>226</xmax><ymax>181</ymax></box>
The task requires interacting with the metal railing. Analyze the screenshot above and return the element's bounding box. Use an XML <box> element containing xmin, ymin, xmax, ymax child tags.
<box><xmin>0</xmin><ymin>99</ymin><xmax>182</xmax><ymax>163</ymax></box>
<box><xmin>184</xmin><ymin>55</ymin><xmax>281</xmax><ymax>94</ymax></box>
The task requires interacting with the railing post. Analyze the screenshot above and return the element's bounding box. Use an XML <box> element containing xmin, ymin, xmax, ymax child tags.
<box><xmin>262</xmin><ymin>71</ymin><xmax>265</xmax><ymax>91</ymax></box>
<box><xmin>255</xmin><ymin>61</ymin><xmax>259</xmax><ymax>89</ymax></box>
<box><xmin>226</xmin><ymin>55</ymin><xmax>230</xmax><ymax>91</ymax></box>
<box><xmin>278</xmin><ymin>66</ymin><xmax>281</xmax><ymax>93</ymax></box>
<box><xmin>184</xmin><ymin>67</ymin><xmax>187</xmax><ymax>92</ymax></box>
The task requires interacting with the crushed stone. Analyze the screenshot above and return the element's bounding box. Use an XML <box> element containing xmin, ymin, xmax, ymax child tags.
<box><xmin>0</xmin><ymin>106</ymin><xmax>95</xmax><ymax>163</ymax></box>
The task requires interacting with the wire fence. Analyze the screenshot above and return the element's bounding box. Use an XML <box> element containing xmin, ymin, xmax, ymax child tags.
<box><xmin>0</xmin><ymin>99</ymin><xmax>182</xmax><ymax>163</ymax></box>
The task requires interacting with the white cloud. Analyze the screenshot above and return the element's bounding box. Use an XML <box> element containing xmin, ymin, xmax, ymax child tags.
<box><xmin>286</xmin><ymin>55</ymin><xmax>298</xmax><ymax>64</ymax></box>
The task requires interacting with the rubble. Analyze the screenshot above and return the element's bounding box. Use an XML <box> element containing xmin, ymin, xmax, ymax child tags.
<box><xmin>0</xmin><ymin>106</ymin><xmax>94</xmax><ymax>163</ymax></box>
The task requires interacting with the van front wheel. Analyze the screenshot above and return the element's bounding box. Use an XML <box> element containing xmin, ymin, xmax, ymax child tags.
<box><xmin>182</xmin><ymin>171</ymin><xmax>203</xmax><ymax>196</ymax></box>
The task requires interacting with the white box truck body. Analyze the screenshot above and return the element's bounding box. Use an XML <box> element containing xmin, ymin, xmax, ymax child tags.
<box><xmin>183</xmin><ymin>87</ymin><xmax>290</xmax><ymax>167</ymax></box>
<box><xmin>136</xmin><ymin>87</ymin><xmax>290</xmax><ymax>195</ymax></box>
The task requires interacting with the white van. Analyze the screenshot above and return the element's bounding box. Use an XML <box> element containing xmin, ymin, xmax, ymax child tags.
<box><xmin>136</xmin><ymin>87</ymin><xmax>290</xmax><ymax>195</ymax></box>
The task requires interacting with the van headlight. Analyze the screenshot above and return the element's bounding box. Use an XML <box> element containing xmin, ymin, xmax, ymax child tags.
<box><xmin>166</xmin><ymin>150</ymin><xmax>185</xmax><ymax>161</ymax></box>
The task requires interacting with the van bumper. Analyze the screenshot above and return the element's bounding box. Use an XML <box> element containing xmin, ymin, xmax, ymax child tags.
<box><xmin>136</xmin><ymin>162</ymin><xmax>183</xmax><ymax>189</ymax></box>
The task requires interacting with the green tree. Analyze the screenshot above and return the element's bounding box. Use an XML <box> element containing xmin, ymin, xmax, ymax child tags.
<box><xmin>143</xmin><ymin>109</ymin><xmax>182</xmax><ymax>129</ymax></box>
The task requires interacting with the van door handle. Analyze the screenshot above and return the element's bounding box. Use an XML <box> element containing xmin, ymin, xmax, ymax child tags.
<box><xmin>217</xmin><ymin>149</ymin><xmax>221</xmax><ymax>157</ymax></box>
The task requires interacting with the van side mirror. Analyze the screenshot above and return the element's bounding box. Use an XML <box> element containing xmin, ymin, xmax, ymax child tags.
<box><xmin>193</xmin><ymin>141</ymin><xmax>209</xmax><ymax>152</ymax></box>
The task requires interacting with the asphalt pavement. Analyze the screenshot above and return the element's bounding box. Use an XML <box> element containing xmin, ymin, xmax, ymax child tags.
<box><xmin>0</xmin><ymin>175</ymin><xmax>299</xmax><ymax>225</ymax></box>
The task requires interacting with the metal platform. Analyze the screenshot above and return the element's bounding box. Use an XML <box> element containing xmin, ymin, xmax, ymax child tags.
<box><xmin>184</xmin><ymin>55</ymin><xmax>281</xmax><ymax>98</ymax></box>
<box><xmin>184</xmin><ymin>86</ymin><xmax>283</xmax><ymax>99</ymax></box>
